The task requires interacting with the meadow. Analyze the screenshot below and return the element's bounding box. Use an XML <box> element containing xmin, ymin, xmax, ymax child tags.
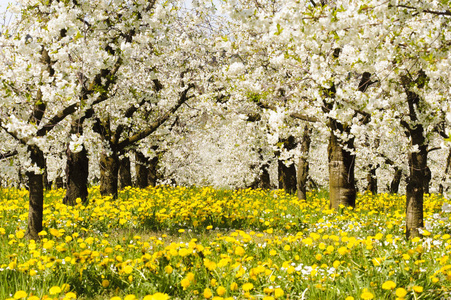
<box><xmin>1</xmin><ymin>186</ymin><xmax>451</xmax><ymax>300</ymax></box>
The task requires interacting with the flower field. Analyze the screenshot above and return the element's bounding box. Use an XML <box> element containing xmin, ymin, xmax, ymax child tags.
<box><xmin>1</xmin><ymin>186</ymin><xmax>451</xmax><ymax>300</ymax></box>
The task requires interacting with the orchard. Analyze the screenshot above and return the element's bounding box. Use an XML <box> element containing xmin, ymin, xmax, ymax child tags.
<box><xmin>1</xmin><ymin>0</ymin><xmax>451</xmax><ymax>299</ymax></box>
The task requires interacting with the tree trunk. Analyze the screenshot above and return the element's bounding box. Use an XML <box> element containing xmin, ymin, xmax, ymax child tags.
<box><xmin>148</xmin><ymin>155</ymin><xmax>160</xmax><ymax>187</ymax></box>
<box><xmin>55</xmin><ymin>175</ymin><xmax>64</xmax><ymax>189</ymax></box>
<box><xmin>389</xmin><ymin>167</ymin><xmax>402</xmax><ymax>194</ymax></box>
<box><xmin>64</xmin><ymin>147</ymin><xmax>89</xmax><ymax>205</ymax></box>
<box><xmin>439</xmin><ymin>148</ymin><xmax>451</xmax><ymax>195</ymax></box>
<box><xmin>403</xmin><ymin>71</ymin><xmax>427</xmax><ymax>239</ymax></box>
<box><xmin>406</xmin><ymin>145</ymin><xmax>427</xmax><ymax>239</ymax></box>
<box><xmin>250</xmin><ymin>162</ymin><xmax>271</xmax><ymax>190</ymax></box>
<box><xmin>100</xmin><ymin>152</ymin><xmax>119</xmax><ymax>198</ymax></box>
<box><xmin>366</xmin><ymin>164</ymin><xmax>377</xmax><ymax>195</ymax></box>
<box><xmin>328</xmin><ymin>119</ymin><xmax>356</xmax><ymax>209</ymax></box>
<box><xmin>297</xmin><ymin>125</ymin><xmax>311</xmax><ymax>200</ymax></box>
<box><xmin>278</xmin><ymin>160</ymin><xmax>297</xmax><ymax>194</ymax></box>
<box><xmin>135</xmin><ymin>151</ymin><xmax>149</xmax><ymax>189</ymax></box>
<box><xmin>423</xmin><ymin>166</ymin><xmax>431</xmax><ymax>195</ymax></box>
<box><xmin>119</xmin><ymin>156</ymin><xmax>132</xmax><ymax>190</ymax></box>
<box><xmin>278</xmin><ymin>136</ymin><xmax>297</xmax><ymax>194</ymax></box>
<box><xmin>27</xmin><ymin>145</ymin><xmax>45</xmax><ymax>240</ymax></box>
<box><xmin>64</xmin><ymin>121</ymin><xmax>89</xmax><ymax>205</ymax></box>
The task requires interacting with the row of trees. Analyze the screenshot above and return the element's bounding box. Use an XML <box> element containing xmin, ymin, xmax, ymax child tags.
<box><xmin>0</xmin><ymin>0</ymin><xmax>450</xmax><ymax>239</ymax></box>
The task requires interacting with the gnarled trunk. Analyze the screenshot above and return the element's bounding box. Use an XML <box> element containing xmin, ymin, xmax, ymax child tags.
<box><xmin>297</xmin><ymin>125</ymin><xmax>311</xmax><ymax>200</ymax></box>
<box><xmin>100</xmin><ymin>152</ymin><xmax>119</xmax><ymax>198</ymax></box>
<box><xmin>119</xmin><ymin>156</ymin><xmax>132</xmax><ymax>190</ymax></box>
<box><xmin>64</xmin><ymin>147</ymin><xmax>89</xmax><ymax>205</ymax></box>
<box><xmin>27</xmin><ymin>145</ymin><xmax>45</xmax><ymax>240</ymax></box>
<box><xmin>328</xmin><ymin>119</ymin><xmax>356</xmax><ymax>209</ymax></box>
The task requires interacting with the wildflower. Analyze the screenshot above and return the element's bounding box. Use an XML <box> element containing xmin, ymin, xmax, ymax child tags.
<box><xmin>204</xmin><ymin>288</ymin><xmax>213</xmax><ymax>299</ymax></box>
<box><xmin>395</xmin><ymin>288</ymin><xmax>407</xmax><ymax>298</ymax></box>
<box><xmin>345</xmin><ymin>297</ymin><xmax>355</xmax><ymax>300</ymax></box>
<box><xmin>143</xmin><ymin>294</ymin><xmax>169</xmax><ymax>300</ymax></box>
<box><xmin>49</xmin><ymin>286</ymin><xmax>62</xmax><ymax>295</ymax></box>
<box><xmin>360</xmin><ymin>289</ymin><xmax>374</xmax><ymax>299</ymax></box>
<box><xmin>181</xmin><ymin>278</ymin><xmax>190</xmax><ymax>289</ymax></box>
<box><xmin>102</xmin><ymin>280</ymin><xmax>110</xmax><ymax>288</ymax></box>
<box><xmin>124</xmin><ymin>295</ymin><xmax>136</xmax><ymax>300</ymax></box>
<box><xmin>13</xmin><ymin>291</ymin><xmax>27</xmax><ymax>299</ymax></box>
<box><xmin>217</xmin><ymin>286</ymin><xmax>226</xmax><ymax>296</ymax></box>
<box><xmin>412</xmin><ymin>286</ymin><xmax>423</xmax><ymax>293</ymax></box>
<box><xmin>274</xmin><ymin>288</ymin><xmax>284</xmax><ymax>298</ymax></box>
<box><xmin>382</xmin><ymin>280</ymin><xmax>396</xmax><ymax>290</ymax></box>
<box><xmin>164</xmin><ymin>265</ymin><xmax>173</xmax><ymax>274</ymax></box>
<box><xmin>242</xmin><ymin>283</ymin><xmax>254</xmax><ymax>291</ymax></box>
<box><xmin>235</xmin><ymin>246</ymin><xmax>245</xmax><ymax>256</ymax></box>
<box><xmin>65</xmin><ymin>292</ymin><xmax>77</xmax><ymax>299</ymax></box>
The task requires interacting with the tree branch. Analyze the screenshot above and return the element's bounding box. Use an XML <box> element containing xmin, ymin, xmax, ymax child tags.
<box><xmin>117</xmin><ymin>84</ymin><xmax>194</xmax><ymax>150</ymax></box>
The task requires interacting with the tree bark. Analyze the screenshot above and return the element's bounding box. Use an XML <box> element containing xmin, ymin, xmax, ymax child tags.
<box><xmin>390</xmin><ymin>167</ymin><xmax>403</xmax><ymax>194</ymax></box>
<box><xmin>64</xmin><ymin>121</ymin><xmax>89</xmax><ymax>205</ymax></box>
<box><xmin>366</xmin><ymin>164</ymin><xmax>378</xmax><ymax>195</ymax></box>
<box><xmin>406</xmin><ymin>145</ymin><xmax>427</xmax><ymax>239</ymax></box>
<box><xmin>402</xmin><ymin>71</ymin><xmax>427</xmax><ymax>239</ymax></box>
<box><xmin>100</xmin><ymin>152</ymin><xmax>119</xmax><ymax>198</ymax></box>
<box><xmin>135</xmin><ymin>151</ymin><xmax>149</xmax><ymax>189</ymax></box>
<box><xmin>119</xmin><ymin>156</ymin><xmax>132</xmax><ymax>190</ymax></box>
<box><xmin>297</xmin><ymin>125</ymin><xmax>312</xmax><ymax>200</ymax></box>
<box><xmin>55</xmin><ymin>175</ymin><xmax>64</xmax><ymax>189</ymax></box>
<box><xmin>148</xmin><ymin>155</ymin><xmax>159</xmax><ymax>187</ymax></box>
<box><xmin>328</xmin><ymin>119</ymin><xmax>356</xmax><ymax>209</ymax></box>
<box><xmin>439</xmin><ymin>148</ymin><xmax>451</xmax><ymax>194</ymax></box>
<box><xmin>278</xmin><ymin>136</ymin><xmax>297</xmax><ymax>194</ymax></box>
<box><xmin>27</xmin><ymin>145</ymin><xmax>45</xmax><ymax>240</ymax></box>
<box><xmin>64</xmin><ymin>147</ymin><xmax>89</xmax><ymax>205</ymax></box>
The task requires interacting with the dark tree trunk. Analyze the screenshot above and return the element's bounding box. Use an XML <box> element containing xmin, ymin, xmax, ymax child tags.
<box><xmin>64</xmin><ymin>147</ymin><xmax>89</xmax><ymax>205</ymax></box>
<box><xmin>406</xmin><ymin>144</ymin><xmax>427</xmax><ymax>239</ymax></box>
<box><xmin>64</xmin><ymin>121</ymin><xmax>89</xmax><ymax>205</ymax></box>
<box><xmin>278</xmin><ymin>136</ymin><xmax>297</xmax><ymax>194</ymax></box>
<box><xmin>43</xmin><ymin>165</ymin><xmax>51</xmax><ymax>190</ymax></box>
<box><xmin>278</xmin><ymin>161</ymin><xmax>297</xmax><ymax>194</ymax></box>
<box><xmin>55</xmin><ymin>175</ymin><xmax>64</xmax><ymax>189</ymax></box>
<box><xmin>328</xmin><ymin>119</ymin><xmax>356</xmax><ymax>209</ymax></box>
<box><xmin>100</xmin><ymin>152</ymin><xmax>119</xmax><ymax>198</ymax></box>
<box><xmin>119</xmin><ymin>156</ymin><xmax>132</xmax><ymax>190</ymax></box>
<box><xmin>250</xmin><ymin>162</ymin><xmax>271</xmax><ymax>190</ymax></box>
<box><xmin>390</xmin><ymin>168</ymin><xmax>402</xmax><ymax>194</ymax></box>
<box><xmin>27</xmin><ymin>145</ymin><xmax>45</xmax><ymax>240</ymax></box>
<box><xmin>148</xmin><ymin>155</ymin><xmax>159</xmax><ymax>187</ymax></box>
<box><xmin>366</xmin><ymin>164</ymin><xmax>378</xmax><ymax>195</ymax></box>
<box><xmin>297</xmin><ymin>125</ymin><xmax>311</xmax><ymax>200</ymax></box>
<box><xmin>135</xmin><ymin>151</ymin><xmax>149</xmax><ymax>189</ymax></box>
<box><xmin>402</xmin><ymin>71</ymin><xmax>428</xmax><ymax>239</ymax></box>
<box><xmin>423</xmin><ymin>166</ymin><xmax>431</xmax><ymax>195</ymax></box>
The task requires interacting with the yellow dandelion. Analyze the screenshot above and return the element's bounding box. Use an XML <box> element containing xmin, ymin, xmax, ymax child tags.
<box><xmin>13</xmin><ymin>291</ymin><xmax>27</xmax><ymax>299</ymax></box>
<box><xmin>242</xmin><ymin>283</ymin><xmax>254</xmax><ymax>291</ymax></box>
<box><xmin>382</xmin><ymin>280</ymin><xmax>396</xmax><ymax>290</ymax></box>
<box><xmin>395</xmin><ymin>288</ymin><xmax>407</xmax><ymax>298</ymax></box>
<box><xmin>49</xmin><ymin>286</ymin><xmax>62</xmax><ymax>295</ymax></box>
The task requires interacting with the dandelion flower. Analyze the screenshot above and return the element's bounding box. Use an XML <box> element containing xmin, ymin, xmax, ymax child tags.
<box><xmin>382</xmin><ymin>280</ymin><xmax>396</xmax><ymax>290</ymax></box>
